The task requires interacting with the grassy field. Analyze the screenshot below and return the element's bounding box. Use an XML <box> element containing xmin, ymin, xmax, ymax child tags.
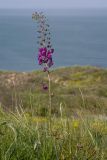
<box><xmin>0</xmin><ymin>66</ymin><xmax>107</xmax><ymax>159</ymax></box>
<box><xmin>0</xmin><ymin>66</ymin><xmax>107</xmax><ymax>115</ymax></box>
<box><xmin>0</xmin><ymin>107</ymin><xmax>107</xmax><ymax>159</ymax></box>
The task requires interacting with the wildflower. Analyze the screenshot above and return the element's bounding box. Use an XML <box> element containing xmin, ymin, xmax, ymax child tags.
<box><xmin>72</xmin><ymin>120</ymin><xmax>79</xmax><ymax>128</ymax></box>
<box><xmin>38</xmin><ymin>47</ymin><xmax>54</xmax><ymax>69</ymax></box>
<box><xmin>32</xmin><ymin>12</ymin><xmax>54</xmax><ymax>72</ymax></box>
<box><xmin>42</xmin><ymin>84</ymin><xmax>48</xmax><ymax>90</ymax></box>
<box><xmin>33</xmin><ymin>11</ymin><xmax>54</xmax><ymax>96</ymax></box>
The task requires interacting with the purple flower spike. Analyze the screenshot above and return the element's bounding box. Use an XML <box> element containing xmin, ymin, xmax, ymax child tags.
<box><xmin>33</xmin><ymin>12</ymin><xmax>54</xmax><ymax>69</ymax></box>
<box><xmin>33</xmin><ymin>12</ymin><xmax>55</xmax><ymax>90</ymax></box>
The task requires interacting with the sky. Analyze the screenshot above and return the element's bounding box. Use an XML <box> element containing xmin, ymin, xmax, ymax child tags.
<box><xmin>0</xmin><ymin>0</ymin><xmax>107</xmax><ymax>9</ymax></box>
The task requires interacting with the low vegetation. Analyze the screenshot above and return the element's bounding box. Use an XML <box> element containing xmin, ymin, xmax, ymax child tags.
<box><xmin>0</xmin><ymin>66</ymin><xmax>107</xmax><ymax>115</ymax></box>
<box><xmin>0</xmin><ymin>107</ymin><xmax>107</xmax><ymax>159</ymax></box>
<box><xmin>0</xmin><ymin>66</ymin><xmax>107</xmax><ymax>159</ymax></box>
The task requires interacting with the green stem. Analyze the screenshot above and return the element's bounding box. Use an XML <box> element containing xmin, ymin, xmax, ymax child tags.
<box><xmin>47</xmin><ymin>71</ymin><xmax>51</xmax><ymax>117</ymax></box>
<box><xmin>47</xmin><ymin>71</ymin><xmax>52</xmax><ymax>131</ymax></box>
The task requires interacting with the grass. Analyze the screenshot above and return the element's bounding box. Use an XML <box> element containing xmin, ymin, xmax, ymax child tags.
<box><xmin>0</xmin><ymin>66</ymin><xmax>107</xmax><ymax>159</ymax></box>
<box><xmin>0</xmin><ymin>66</ymin><xmax>107</xmax><ymax>115</ymax></box>
<box><xmin>0</xmin><ymin>107</ymin><xmax>107</xmax><ymax>159</ymax></box>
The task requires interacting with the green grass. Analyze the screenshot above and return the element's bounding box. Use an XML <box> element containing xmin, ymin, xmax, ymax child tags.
<box><xmin>0</xmin><ymin>66</ymin><xmax>107</xmax><ymax>115</ymax></box>
<box><xmin>0</xmin><ymin>107</ymin><xmax>107</xmax><ymax>159</ymax></box>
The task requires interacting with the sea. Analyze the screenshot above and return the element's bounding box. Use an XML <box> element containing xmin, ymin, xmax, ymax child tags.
<box><xmin>0</xmin><ymin>8</ymin><xmax>107</xmax><ymax>71</ymax></box>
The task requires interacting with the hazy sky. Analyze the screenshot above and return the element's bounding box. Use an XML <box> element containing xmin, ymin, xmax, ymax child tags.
<box><xmin>0</xmin><ymin>0</ymin><xmax>107</xmax><ymax>9</ymax></box>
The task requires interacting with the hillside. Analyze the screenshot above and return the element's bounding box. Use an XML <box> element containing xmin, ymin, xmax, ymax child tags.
<box><xmin>0</xmin><ymin>66</ymin><xmax>107</xmax><ymax>115</ymax></box>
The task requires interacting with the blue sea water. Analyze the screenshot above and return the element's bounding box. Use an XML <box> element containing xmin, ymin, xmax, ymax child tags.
<box><xmin>0</xmin><ymin>9</ymin><xmax>107</xmax><ymax>71</ymax></box>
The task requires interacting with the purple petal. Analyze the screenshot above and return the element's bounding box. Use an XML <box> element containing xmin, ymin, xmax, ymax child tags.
<box><xmin>43</xmin><ymin>47</ymin><xmax>47</xmax><ymax>53</ymax></box>
<box><xmin>41</xmin><ymin>51</ymin><xmax>46</xmax><ymax>57</ymax></box>
<box><xmin>39</xmin><ymin>48</ymin><xmax>44</xmax><ymax>52</ymax></box>
<box><xmin>47</xmin><ymin>51</ymin><xmax>52</xmax><ymax>59</ymax></box>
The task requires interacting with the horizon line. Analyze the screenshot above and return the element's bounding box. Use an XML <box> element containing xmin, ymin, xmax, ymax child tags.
<box><xmin>0</xmin><ymin>7</ymin><xmax>107</xmax><ymax>9</ymax></box>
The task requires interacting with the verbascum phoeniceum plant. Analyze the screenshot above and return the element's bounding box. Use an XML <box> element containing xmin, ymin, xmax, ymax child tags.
<box><xmin>32</xmin><ymin>12</ymin><xmax>54</xmax><ymax>125</ymax></box>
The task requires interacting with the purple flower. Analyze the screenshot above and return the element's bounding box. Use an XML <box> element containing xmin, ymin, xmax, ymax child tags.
<box><xmin>38</xmin><ymin>47</ymin><xmax>54</xmax><ymax>69</ymax></box>
<box><xmin>39</xmin><ymin>47</ymin><xmax>47</xmax><ymax>53</ymax></box>
<box><xmin>47</xmin><ymin>51</ymin><xmax>52</xmax><ymax>59</ymax></box>
<box><xmin>42</xmin><ymin>84</ymin><xmax>48</xmax><ymax>90</ymax></box>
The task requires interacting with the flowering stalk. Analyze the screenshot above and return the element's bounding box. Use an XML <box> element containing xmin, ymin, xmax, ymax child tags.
<box><xmin>32</xmin><ymin>12</ymin><xmax>54</xmax><ymax>119</ymax></box>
